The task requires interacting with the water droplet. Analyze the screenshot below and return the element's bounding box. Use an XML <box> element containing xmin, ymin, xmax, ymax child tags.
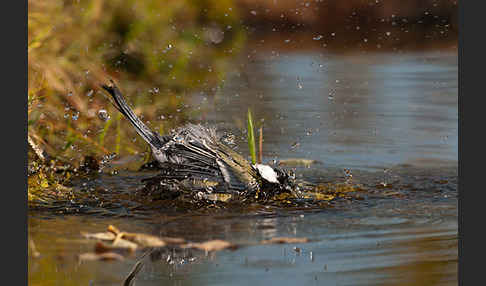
<box><xmin>250</xmin><ymin>10</ymin><xmax>257</xmax><ymax>16</ymax></box>
<box><xmin>386</xmin><ymin>31</ymin><xmax>391</xmax><ymax>36</ymax></box>
<box><xmin>331</xmin><ymin>32</ymin><xmax>336</xmax><ymax>37</ymax></box>
<box><xmin>98</xmin><ymin>109</ymin><xmax>110</xmax><ymax>121</ymax></box>
<box><xmin>290</xmin><ymin>142</ymin><xmax>300</xmax><ymax>149</ymax></box>
<box><xmin>297</xmin><ymin>77</ymin><xmax>303</xmax><ymax>89</ymax></box>
<box><xmin>86</xmin><ymin>90</ymin><xmax>93</xmax><ymax>97</ymax></box>
<box><xmin>312</xmin><ymin>35</ymin><xmax>323</xmax><ymax>41</ymax></box>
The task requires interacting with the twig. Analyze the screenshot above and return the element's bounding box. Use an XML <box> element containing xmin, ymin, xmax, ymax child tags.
<box><xmin>28</xmin><ymin>135</ymin><xmax>45</xmax><ymax>161</ymax></box>
<box><xmin>122</xmin><ymin>249</ymin><xmax>152</xmax><ymax>286</ymax></box>
<box><xmin>258</xmin><ymin>127</ymin><xmax>263</xmax><ymax>164</ymax></box>
<box><xmin>122</xmin><ymin>261</ymin><xmax>144</xmax><ymax>286</ymax></box>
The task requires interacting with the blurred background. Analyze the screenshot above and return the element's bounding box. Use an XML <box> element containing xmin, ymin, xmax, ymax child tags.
<box><xmin>28</xmin><ymin>0</ymin><xmax>457</xmax><ymax>162</ymax></box>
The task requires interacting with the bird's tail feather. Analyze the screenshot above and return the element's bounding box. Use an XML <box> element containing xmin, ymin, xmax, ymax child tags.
<box><xmin>100</xmin><ymin>80</ymin><xmax>164</xmax><ymax>149</ymax></box>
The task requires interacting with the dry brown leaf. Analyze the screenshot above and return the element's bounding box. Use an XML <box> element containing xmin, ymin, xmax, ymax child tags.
<box><xmin>159</xmin><ymin>237</ymin><xmax>186</xmax><ymax>245</ymax></box>
<box><xmin>107</xmin><ymin>225</ymin><xmax>121</xmax><ymax>235</ymax></box>
<box><xmin>182</xmin><ymin>240</ymin><xmax>237</xmax><ymax>252</ymax></box>
<box><xmin>113</xmin><ymin>236</ymin><xmax>139</xmax><ymax>251</ymax></box>
<box><xmin>278</xmin><ymin>158</ymin><xmax>318</xmax><ymax>167</ymax></box>
<box><xmin>121</xmin><ymin>233</ymin><xmax>167</xmax><ymax>248</ymax></box>
<box><xmin>78</xmin><ymin>252</ymin><xmax>125</xmax><ymax>262</ymax></box>
<box><xmin>95</xmin><ymin>240</ymin><xmax>137</xmax><ymax>253</ymax></box>
<box><xmin>88</xmin><ymin>225</ymin><xmax>185</xmax><ymax>249</ymax></box>
<box><xmin>95</xmin><ymin>239</ymin><xmax>138</xmax><ymax>253</ymax></box>
<box><xmin>261</xmin><ymin>237</ymin><xmax>310</xmax><ymax>244</ymax></box>
<box><xmin>29</xmin><ymin>238</ymin><xmax>41</xmax><ymax>258</ymax></box>
<box><xmin>81</xmin><ymin>231</ymin><xmax>116</xmax><ymax>241</ymax></box>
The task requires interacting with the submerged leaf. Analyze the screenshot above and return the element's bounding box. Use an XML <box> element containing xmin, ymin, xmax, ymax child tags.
<box><xmin>261</xmin><ymin>237</ymin><xmax>310</xmax><ymax>244</ymax></box>
<box><xmin>81</xmin><ymin>231</ymin><xmax>116</xmax><ymax>241</ymax></box>
<box><xmin>120</xmin><ymin>233</ymin><xmax>167</xmax><ymax>248</ymax></box>
<box><xmin>78</xmin><ymin>252</ymin><xmax>125</xmax><ymax>262</ymax></box>
<box><xmin>95</xmin><ymin>240</ymin><xmax>138</xmax><ymax>253</ymax></box>
<box><xmin>182</xmin><ymin>240</ymin><xmax>238</xmax><ymax>252</ymax></box>
<box><xmin>278</xmin><ymin>158</ymin><xmax>319</xmax><ymax>167</ymax></box>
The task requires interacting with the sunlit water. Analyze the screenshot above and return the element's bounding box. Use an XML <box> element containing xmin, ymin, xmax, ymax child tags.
<box><xmin>195</xmin><ymin>48</ymin><xmax>457</xmax><ymax>171</ymax></box>
<box><xmin>29</xmin><ymin>39</ymin><xmax>458</xmax><ymax>285</ymax></box>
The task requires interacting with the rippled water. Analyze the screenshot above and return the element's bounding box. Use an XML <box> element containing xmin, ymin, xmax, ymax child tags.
<box><xmin>195</xmin><ymin>48</ymin><xmax>457</xmax><ymax>171</ymax></box>
<box><xmin>28</xmin><ymin>39</ymin><xmax>458</xmax><ymax>285</ymax></box>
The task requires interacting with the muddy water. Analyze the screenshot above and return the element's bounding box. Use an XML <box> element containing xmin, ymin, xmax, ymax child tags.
<box><xmin>28</xmin><ymin>39</ymin><xmax>458</xmax><ymax>285</ymax></box>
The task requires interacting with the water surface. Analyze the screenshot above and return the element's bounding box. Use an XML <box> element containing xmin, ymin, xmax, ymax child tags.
<box><xmin>29</xmin><ymin>38</ymin><xmax>458</xmax><ymax>285</ymax></box>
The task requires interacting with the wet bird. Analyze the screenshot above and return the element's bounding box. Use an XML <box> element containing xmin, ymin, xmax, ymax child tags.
<box><xmin>100</xmin><ymin>80</ymin><xmax>295</xmax><ymax>199</ymax></box>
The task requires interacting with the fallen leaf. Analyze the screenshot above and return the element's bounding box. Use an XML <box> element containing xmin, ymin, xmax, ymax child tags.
<box><xmin>278</xmin><ymin>158</ymin><xmax>319</xmax><ymax>167</ymax></box>
<box><xmin>78</xmin><ymin>252</ymin><xmax>125</xmax><ymax>262</ymax></box>
<box><xmin>107</xmin><ymin>225</ymin><xmax>121</xmax><ymax>235</ymax></box>
<box><xmin>120</xmin><ymin>233</ymin><xmax>167</xmax><ymax>248</ymax></box>
<box><xmin>159</xmin><ymin>237</ymin><xmax>186</xmax><ymax>245</ymax></box>
<box><xmin>112</xmin><ymin>236</ymin><xmax>139</xmax><ymax>251</ymax></box>
<box><xmin>182</xmin><ymin>240</ymin><xmax>238</xmax><ymax>252</ymax></box>
<box><xmin>105</xmin><ymin>225</ymin><xmax>185</xmax><ymax>247</ymax></box>
<box><xmin>261</xmin><ymin>237</ymin><xmax>310</xmax><ymax>244</ymax></box>
<box><xmin>95</xmin><ymin>240</ymin><xmax>137</xmax><ymax>253</ymax></box>
<box><xmin>29</xmin><ymin>238</ymin><xmax>40</xmax><ymax>258</ymax></box>
<box><xmin>81</xmin><ymin>231</ymin><xmax>116</xmax><ymax>241</ymax></box>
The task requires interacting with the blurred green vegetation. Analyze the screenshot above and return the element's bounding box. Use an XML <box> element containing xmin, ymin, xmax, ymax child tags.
<box><xmin>28</xmin><ymin>0</ymin><xmax>246</xmax><ymax>200</ymax></box>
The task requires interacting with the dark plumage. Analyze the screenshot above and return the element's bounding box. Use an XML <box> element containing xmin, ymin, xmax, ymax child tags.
<box><xmin>101</xmin><ymin>81</ymin><xmax>294</xmax><ymax>197</ymax></box>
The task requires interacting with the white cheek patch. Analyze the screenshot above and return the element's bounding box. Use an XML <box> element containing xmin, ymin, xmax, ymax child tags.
<box><xmin>254</xmin><ymin>164</ymin><xmax>279</xmax><ymax>184</ymax></box>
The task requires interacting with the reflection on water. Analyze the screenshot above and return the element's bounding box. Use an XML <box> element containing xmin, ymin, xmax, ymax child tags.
<box><xmin>28</xmin><ymin>37</ymin><xmax>457</xmax><ymax>285</ymax></box>
<box><xmin>29</xmin><ymin>199</ymin><xmax>457</xmax><ymax>286</ymax></box>
<box><xmin>29</xmin><ymin>164</ymin><xmax>457</xmax><ymax>285</ymax></box>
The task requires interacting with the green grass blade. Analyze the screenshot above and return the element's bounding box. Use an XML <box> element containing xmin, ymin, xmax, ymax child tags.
<box><xmin>247</xmin><ymin>108</ymin><xmax>256</xmax><ymax>165</ymax></box>
<box><xmin>99</xmin><ymin>117</ymin><xmax>113</xmax><ymax>146</ymax></box>
<box><xmin>115</xmin><ymin>113</ymin><xmax>122</xmax><ymax>154</ymax></box>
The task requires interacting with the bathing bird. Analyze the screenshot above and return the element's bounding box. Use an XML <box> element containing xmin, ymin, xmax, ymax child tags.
<box><xmin>100</xmin><ymin>80</ymin><xmax>295</xmax><ymax>198</ymax></box>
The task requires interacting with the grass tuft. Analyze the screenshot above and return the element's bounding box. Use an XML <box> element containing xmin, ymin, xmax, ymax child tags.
<box><xmin>247</xmin><ymin>108</ymin><xmax>256</xmax><ymax>165</ymax></box>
